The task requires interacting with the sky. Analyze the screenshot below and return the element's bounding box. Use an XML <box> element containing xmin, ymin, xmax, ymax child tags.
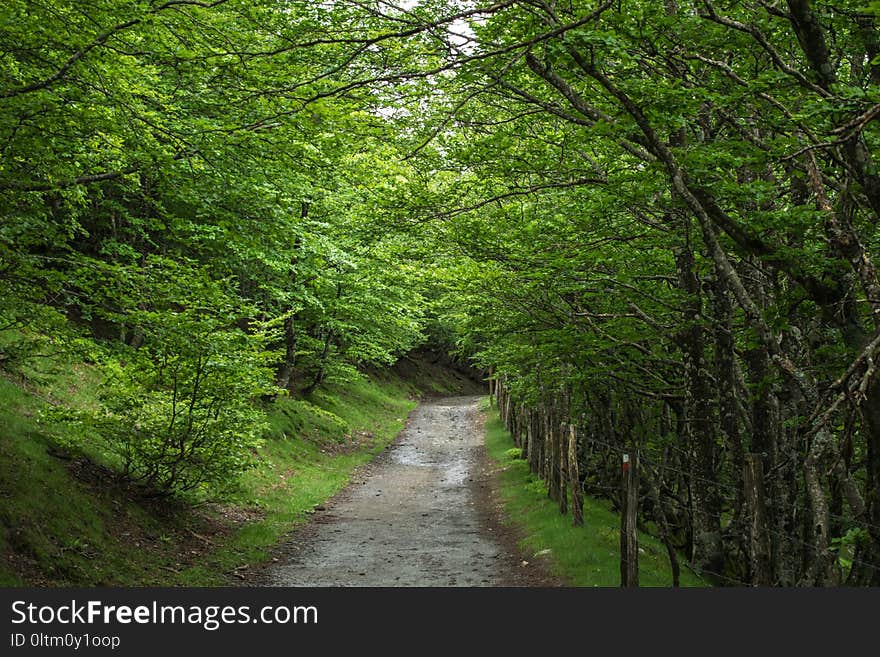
<box><xmin>394</xmin><ymin>0</ymin><xmax>478</xmax><ymax>52</ymax></box>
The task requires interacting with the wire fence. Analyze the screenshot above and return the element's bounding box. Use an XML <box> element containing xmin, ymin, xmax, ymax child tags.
<box><xmin>499</xmin><ymin>409</ymin><xmax>880</xmax><ymax>581</ymax></box>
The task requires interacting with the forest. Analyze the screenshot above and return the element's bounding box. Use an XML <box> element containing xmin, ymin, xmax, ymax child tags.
<box><xmin>1</xmin><ymin>0</ymin><xmax>880</xmax><ymax>587</ymax></box>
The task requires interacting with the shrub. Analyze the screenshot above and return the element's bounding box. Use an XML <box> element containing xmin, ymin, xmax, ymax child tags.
<box><xmin>54</xmin><ymin>258</ymin><xmax>279</xmax><ymax>498</ymax></box>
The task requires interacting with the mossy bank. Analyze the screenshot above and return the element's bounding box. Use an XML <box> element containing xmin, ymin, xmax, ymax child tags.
<box><xmin>0</xmin><ymin>354</ymin><xmax>479</xmax><ymax>586</ymax></box>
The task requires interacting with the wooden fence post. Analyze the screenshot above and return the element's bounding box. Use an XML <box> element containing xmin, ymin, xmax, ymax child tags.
<box><xmin>512</xmin><ymin>405</ymin><xmax>520</xmax><ymax>448</ymax></box>
<box><xmin>558</xmin><ymin>422</ymin><xmax>568</xmax><ymax>515</ymax></box>
<box><xmin>541</xmin><ymin>409</ymin><xmax>551</xmax><ymax>484</ymax></box>
<box><xmin>567</xmin><ymin>424</ymin><xmax>583</xmax><ymax>526</ymax></box>
<box><xmin>528</xmin><ymin>411</ymin><xmax>540</xmax><ymax>475</ymax></box>
<box><xmin>620</xmin><ymin>450</ymin><xmax>639</xmax><ymax>587</ymax></box>
<box><xmin>488</xmin><ymin>365</ymin><xmax>495</xmax><ymax>407</ymax></box>
<box><xmin>546</xmin><ymin>410</ymin><xmax>558</xmax><ymax>502</ymax></box>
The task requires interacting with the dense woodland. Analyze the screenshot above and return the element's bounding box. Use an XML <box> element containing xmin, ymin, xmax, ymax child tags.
<box><xmin>2</xmin><ymin>0</ymin><xmax>880</xmax><ymax>586</ymax></box>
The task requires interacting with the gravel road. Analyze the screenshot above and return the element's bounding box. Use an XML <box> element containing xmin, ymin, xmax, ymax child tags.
<box><xmin>265</xmin><ymin>396</ymin><xmax>547</xmax><ymax>586</ymax></box>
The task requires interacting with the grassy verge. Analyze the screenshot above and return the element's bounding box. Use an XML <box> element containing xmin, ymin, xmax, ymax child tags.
<box><xmin>484</xmin><ymin>408</ymin><xmax>705</xmax><ymax>587</ymax></box>
<box><xmin>174</xmin><ymin>376</ymin><xmax>418</xmax><ymax>585</ymax></box>
<box><xmin>0</xmin><ymin>362</ymin><xmax>421</xmax><ymax>586</ymax></box>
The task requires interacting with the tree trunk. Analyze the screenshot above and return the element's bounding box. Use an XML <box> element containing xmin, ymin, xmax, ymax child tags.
<box><xmin>303</xmin><ymin>326</ymin><xmax>333</xmax><ymax>395</ymax></box>
<box><xmin>711</xmin><ymin>268</ymin><xmax>745</xmax><ymax>571</ymax></box>
<box><xmin>646</xmin><ymin>464</ymin><xmax>680</xmax><ymax>587</ymax></box>
<box><xmin>275</xmin><ymin>202</ymin><xmax>308</xmax><ymax>392</ymax></box>
<box><xmin>802</xmin><ymin>428</ymin><xmax>834</xmax><ymax>585</ymax></box>
<box><xmin>675</xmin><ymin>240</ymin><xmax>724</xmax><ymax>577</ymax></box>
<box><xmin>856</xmin><ymin>383</ymin><xmax>880</xmax><ymax>584</ymax></box>
<box><xmin>744</xmin><ymin>454</ymin><xmax>772</xmax><ymax>586</ymax></box>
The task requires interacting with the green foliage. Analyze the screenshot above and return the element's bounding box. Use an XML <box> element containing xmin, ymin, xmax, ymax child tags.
<box><xmin>87</xmin><ymin>334</ymin><xmax>270</xmax><ymax>497</ymax></box>
<box><xmin>831</xmin><ymin>528</ymin><xmax>871</xmax><ymax>572</ymax></box>
<box><xmin>3</xmin><ymin>0</ymin><xmax>879</xmax><ymax>586</ymax></box>
<box><xmin>37</xmin><ymin>258</ymin><xmax>277</xmax><ymax>497</ymax></box>
<box><xmin>394</xmin><ymin>0</ymin><xmax>880</xmax><ymax>584</ymax></box>
<box><xmin>503</xmin><ymin>447</ymin><xmax>524</xmax><ymax>461</ymax></box>
<box><xmin>0</xmin><ymin>1</ymin><xmax>434</xmax><ymax>500</ymax></box>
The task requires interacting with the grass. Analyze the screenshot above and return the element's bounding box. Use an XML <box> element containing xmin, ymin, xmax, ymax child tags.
<box><xmin>483</xmin><ymin>408</ymin><xmax>706</xmax><ymax>587</ymax></box>
<box><xmin>0</xmin><ymin>351</ymin><xmax>421</xmax><ymax>586</ymax></box>
<box><xmin>172</xmin><ymin>376</ymin><xmax>418</xmax><ymax>585</ymax></box>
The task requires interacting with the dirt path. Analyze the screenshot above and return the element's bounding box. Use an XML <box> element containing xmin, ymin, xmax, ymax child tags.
<box><xmin>263</xmin><ymin>396</ymin><xmax>555</xmax><ymax>587</ymax></box>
